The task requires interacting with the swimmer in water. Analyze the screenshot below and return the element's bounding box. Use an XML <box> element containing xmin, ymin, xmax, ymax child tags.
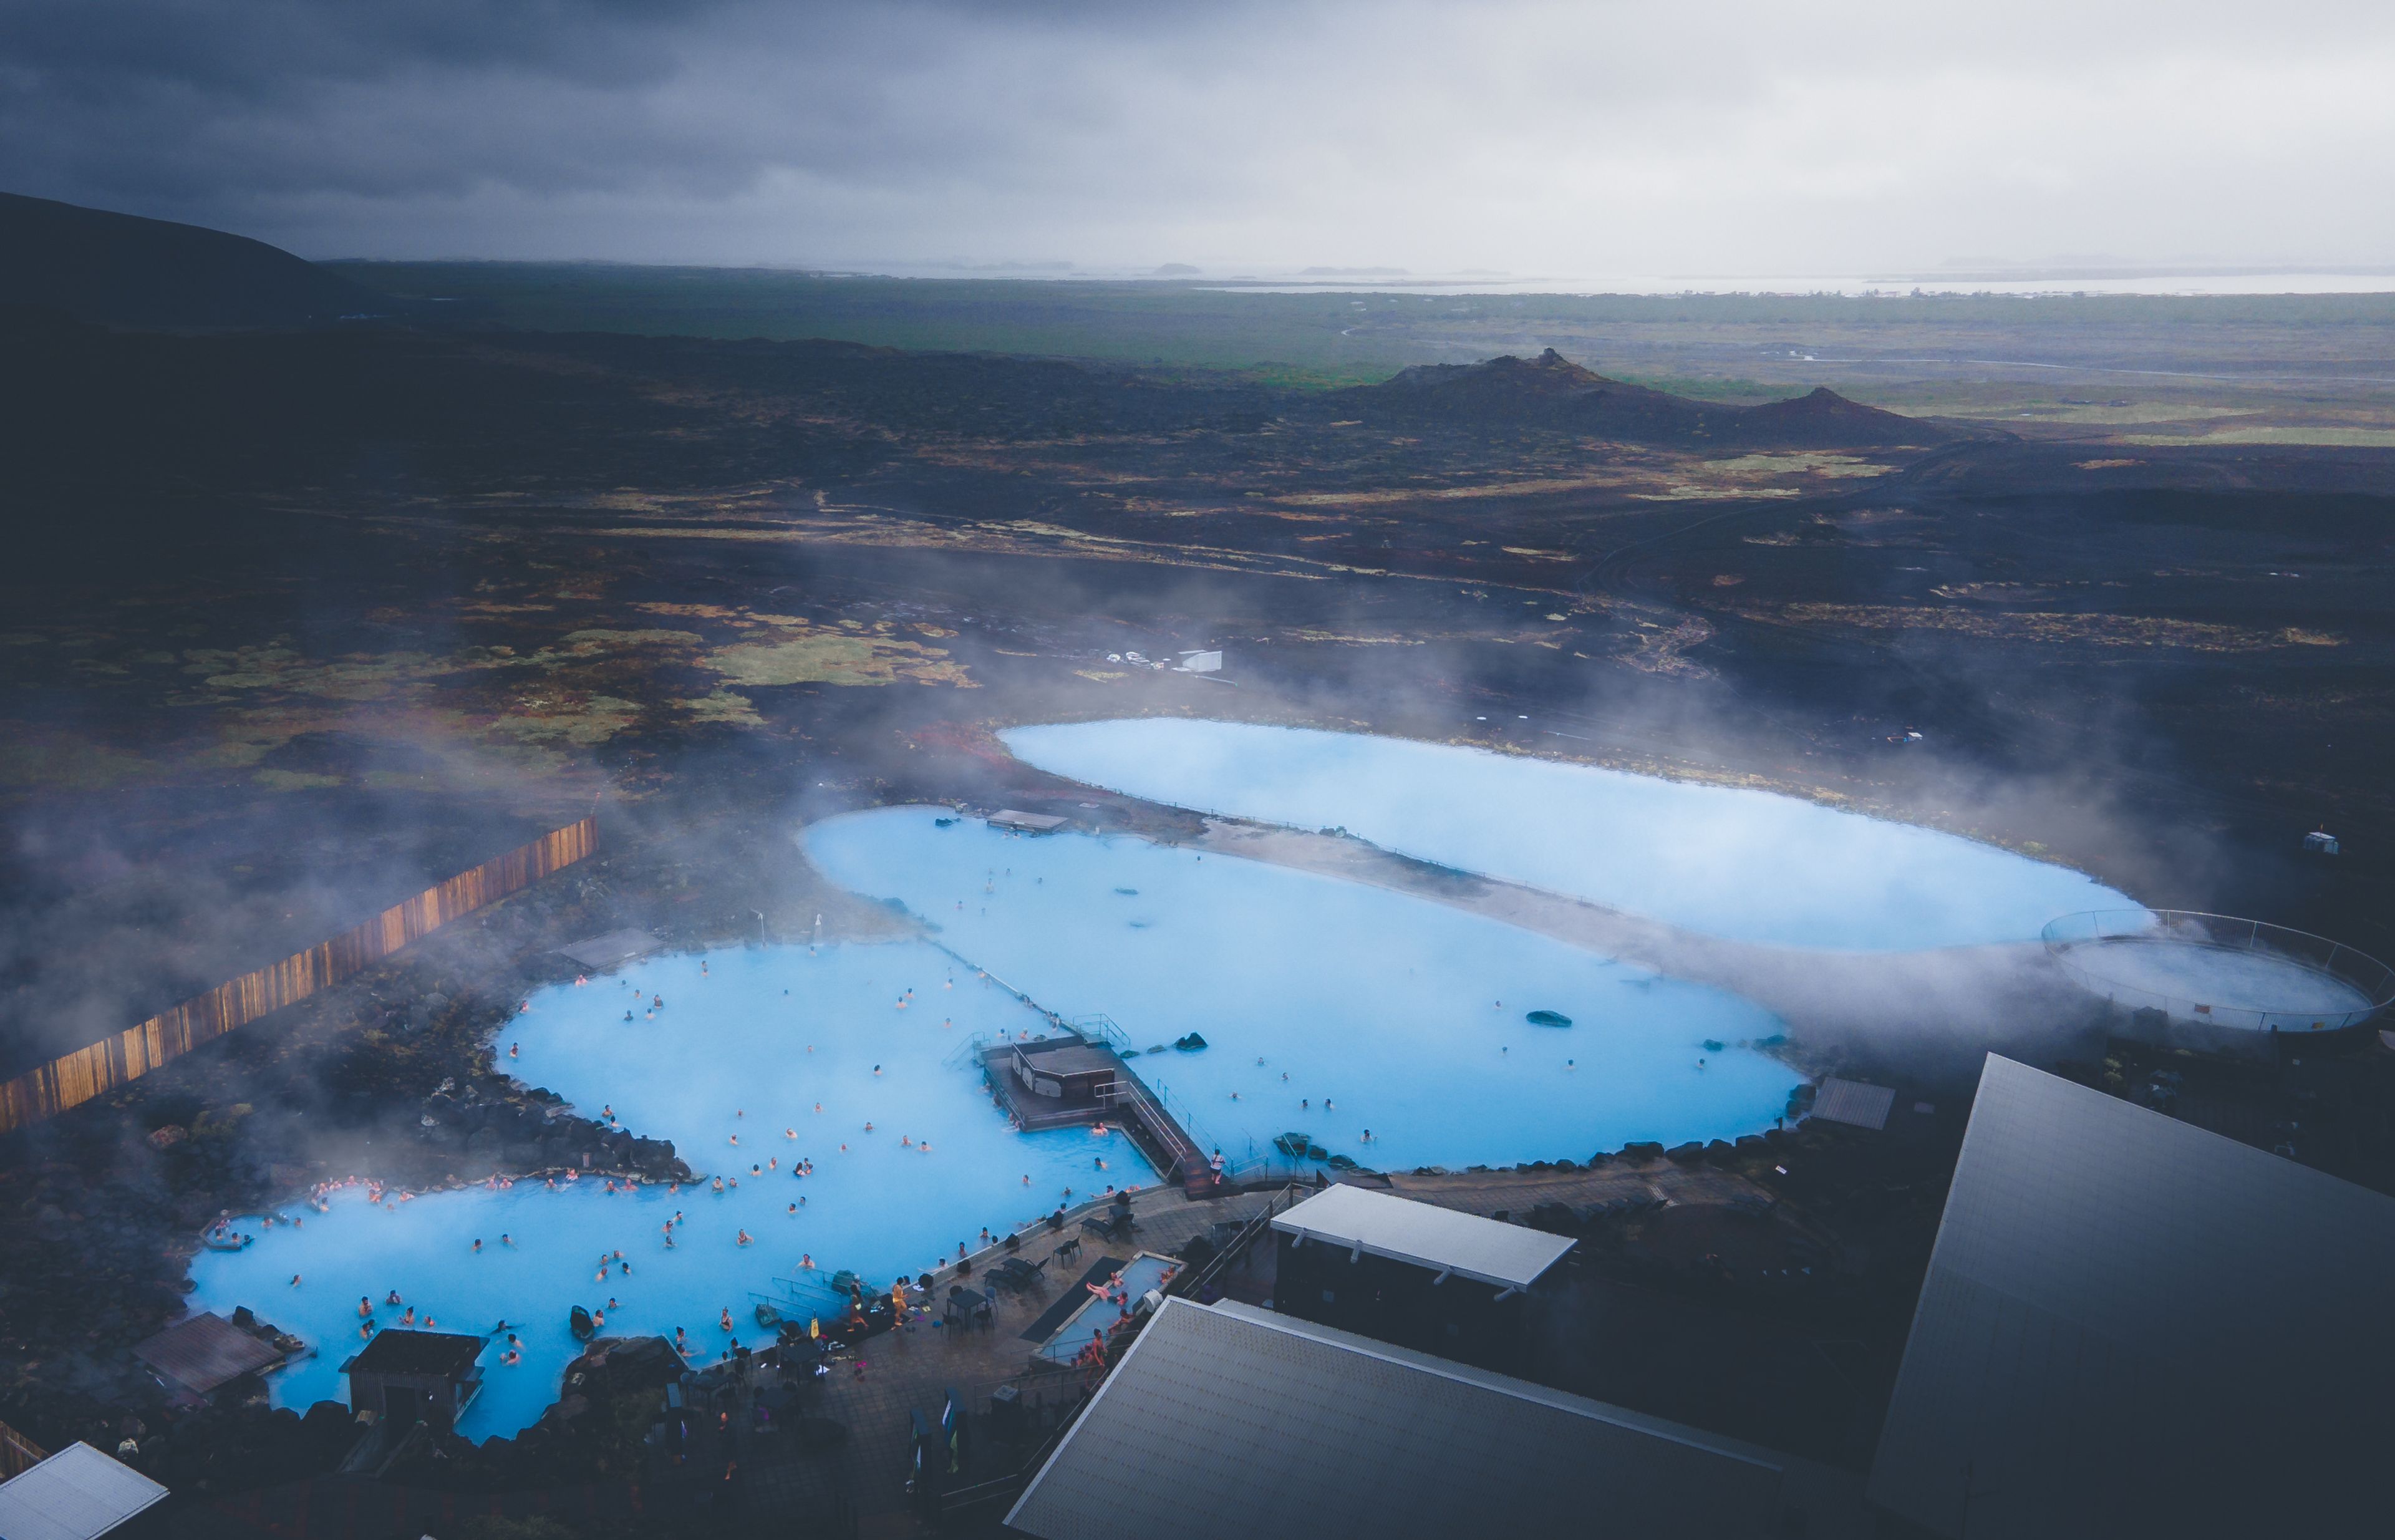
<box><xmin>864</xmin><ymin>1121</ymin><xmax>874</xmax><ymax>1133</ymax></box>
<box><xmin>509</xmin><ymin>1043</ymin><xmax>519</xmax><ymax>1058</ymax></box>
<box><xmin>788</xmin><ymin>1202</ymin><xmax>798</xmax><ymax>1215</ymax></box>
<box><xmin>290</xmin><ymin>1273</ymin><xmax>302</xmax><ymax>1287</ymax></box>
<box><xmin>387</xmin><ymin>1290</ymin><xmax>403</xmax><ymax>1306</ymax></box>
<box><xmin>473</xmin><ymin>1238</ymin><xmax>482</xmax><ymax>1252</ymax></box>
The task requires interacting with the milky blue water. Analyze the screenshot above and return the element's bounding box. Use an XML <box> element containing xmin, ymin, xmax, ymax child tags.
<box><xmin>801</xmin><ymin>807</ymin><xmax>1797</xmax><ymax>1168</ymax></box>
<box><xmin>188</xmin><ymin>941</ymin><xmax>1133</xmax><ymax>1438</ymax></box>
<box><xmin>1002</xmin><ymin>719</ymin><xmax>2138</xmax><ymax>951</ymax></box>
<box><xmin>190</xmin><ymin>801</ymin><xmax>1801</xmax><ymax>1438</ymax></box>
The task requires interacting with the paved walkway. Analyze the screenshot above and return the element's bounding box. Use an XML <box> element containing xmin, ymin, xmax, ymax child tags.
<box><xmin>805</xmin><ymin>1181</ymin><xmax>1264</xmax><ymax>1531</ymax></box>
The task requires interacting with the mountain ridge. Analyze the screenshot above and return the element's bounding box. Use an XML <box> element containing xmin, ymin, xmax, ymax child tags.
<box><xmin>0</xmin><ymin>191</ymin><xmax>394</xmax><ymax>330</ymax></box>
<box><xmin>1333</xmin><ymin>347</ymin><xmax>1961</xmax><ymax>448</ymax></box>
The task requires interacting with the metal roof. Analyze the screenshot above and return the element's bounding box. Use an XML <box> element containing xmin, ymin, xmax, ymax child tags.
<box><xmin>0</xmin><ymin>1443</ymin><xmax>168</xmax><ymax>1540</ymax></box>
<box><xmin>1270</xmin><ymin>1183</ymin><xmax>1574</xmax><ymax>1290</ymax></box>
<box><xmin>1866</xmin><ymin>1055</ymin><xmax>2395</xmax><ymax>1539</ymax></box>
<box><xmin>1809</xmin><ymin>1077</ymin><xmax>1896</xmax><ymax>1130</ymax></box>
<box><xmin>131</xmin><ymin>1311</ymin><xmax>284</xmax><ymax>1396</ymax></box>
<box><xmin>1007</xmin><ymin>1298</ymin><xmax>1856</xmax><ymax>1539</ymax></box>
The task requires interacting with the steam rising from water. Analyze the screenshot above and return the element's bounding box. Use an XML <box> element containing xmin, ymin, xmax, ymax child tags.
<box><xmin>1003</xmin><ymin>719</ymin><xmax>2141</xmax><ymax>951</ymax></box>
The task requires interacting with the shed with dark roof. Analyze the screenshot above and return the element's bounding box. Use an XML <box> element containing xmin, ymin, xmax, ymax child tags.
<box><xmin>132</xmin><ymin>1312</ymin><xmax>287</xmax><ymax>1402</ymax></box>
<box><xmin>340</xmin><ymin>1330</ymin><xmax>485</xmax><ymax>1433</ymax></box>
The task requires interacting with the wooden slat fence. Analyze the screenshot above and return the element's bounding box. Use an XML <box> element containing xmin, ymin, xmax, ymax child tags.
<box><xmin>0</xmin><ymin>1417</ymin><xmax>49</xmax><ymax>1479</ymax></box>
<box><xmin>0</xmin><ymin>817</ymin><xmax>597</xmax><ymax>1136</ymax></box>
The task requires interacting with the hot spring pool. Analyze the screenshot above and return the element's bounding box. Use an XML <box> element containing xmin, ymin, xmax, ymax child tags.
<box><xmin>1002</xmin><ymin>719</ymin><xmax>2137</xmax><ymax>951</ymax></box>
<box><xmin>191</xmin><ymin>810</ymin><xmax>1799</xmax><ymax>1436</ymax></box>
<box><xmin>801</xmin><ymin>806</ymin><xmax>1799</xmax><ymax>1169</ymax></box>
<box><xmin>2064</xmin><ymin>942</ymin><xmax>2373</xmax><ymax>1021</ymax></box>
<box><xmin>188</xmin><ymin>941</ymin><xmax>1131</xmax><ymax>1437</ymax></box>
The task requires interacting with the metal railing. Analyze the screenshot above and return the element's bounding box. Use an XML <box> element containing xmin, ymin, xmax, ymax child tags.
<box><xmin>2043</xmin><ymin>909</ymin><xmax>2395</xmax><ymax>1033</ymax></box>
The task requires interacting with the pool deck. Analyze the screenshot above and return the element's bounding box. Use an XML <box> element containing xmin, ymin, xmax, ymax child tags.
<box><xmin>793</xmin><ymin>1160</ymin><xmax>1808</xmax><ymax>1534</ymax></box>
<box><xmin>799</xmin><ymin>1181</ymin><xmax>1244</xmax><ymax>1534</ymax></box>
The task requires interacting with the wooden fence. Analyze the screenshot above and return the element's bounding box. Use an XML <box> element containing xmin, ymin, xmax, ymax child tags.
<box><xmin>0</xmin><ymin>1417</ymin><xmax>49</xmax><ymax>1479</ymax></box>
<box><xmin>0</xmin><ymin>817</ymin><xmax>598</xmax><ymax>1136</ymax></box>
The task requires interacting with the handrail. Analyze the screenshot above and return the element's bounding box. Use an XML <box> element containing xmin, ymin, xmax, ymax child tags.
<box><xmin>2043</xmin><ymin>908</ymin><xmax>2395</xmax><ymax>1032</ymax></box>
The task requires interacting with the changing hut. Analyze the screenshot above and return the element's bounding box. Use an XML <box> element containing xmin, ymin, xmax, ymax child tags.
<box><xmin>1270</xmin><ymin>1184</ymin><xmax>1574</xmax><ymax>1371</ymax></box>
<box><xmin>340</xmin><ymin>1330</ymin><xmax>485</xmax><ymax>1435</ymax></box>
<box><xmin>1000</xmin><ymin>1039</ymin><xmax>1118</xmax><ymax>1123</ymax></box>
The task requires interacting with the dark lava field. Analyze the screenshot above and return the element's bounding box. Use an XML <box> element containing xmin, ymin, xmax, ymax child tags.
<box><xmin>5</xmin><ymin>296</ymin><xmax>2392</xmax><ymax>1082</ymax></box>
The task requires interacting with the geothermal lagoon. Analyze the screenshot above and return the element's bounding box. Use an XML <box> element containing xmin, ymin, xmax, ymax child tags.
<box><xmin>1002</xmin><ymin>719</ymin><xmax>2138</xmax><ymax>951</ymax></box>
<box><xmin>193</xmin><ymin>721</ymin><xmax>2139</xmax><ymax>1439</ymax></box>
<box><xmin>189</xmin><ymin>941</ymin><xmax>1114</xmax><ymax>1436</ymax></box>
<box><xmin>190</xmin><ymin>806</ymin><xmax>1801</xmax><ymax>1435</ymax></box>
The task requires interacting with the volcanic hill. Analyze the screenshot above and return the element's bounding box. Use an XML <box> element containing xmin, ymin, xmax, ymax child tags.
<box><xmin>1333</xmin><ymin>347</ymin><xmax>1960</xmax><ymax>448</ymax></box>
<box><xmin>0</xmin><ymin>191</ymin><xmax>394</xmax><ymax>330</ymax></box>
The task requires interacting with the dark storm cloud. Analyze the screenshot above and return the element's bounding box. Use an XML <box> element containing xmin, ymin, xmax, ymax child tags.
<box><xmin>3</xmin><ymin>1</ymin><xmax>2390</xmax><ymax>272</ymax></box>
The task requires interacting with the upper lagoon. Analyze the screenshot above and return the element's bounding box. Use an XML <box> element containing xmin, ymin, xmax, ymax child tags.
<box><xmin>1002</xmin><ymin>720</ymin><xmax>2137</xmax><ymax>952</ymax></box>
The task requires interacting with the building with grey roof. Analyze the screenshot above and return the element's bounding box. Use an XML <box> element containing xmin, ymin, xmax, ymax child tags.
<box><xmin>1807</xmin><ymin>1076</ymin><xmax>1895</xmax><ymax>1131</ymax></box>
<box><xmin>1867</xmin><ymin>1053</ymin><xmax>2395</xmax><ymax>1539</ymax></box>
<box><xmin>1005</xmin><ymin>1297</ymin><xmax>1864</xmax><ymax>1539</ymax></box>
<box><xmin>0</xmin><ymin>1443</ymin><xmax>168</xmax><ymax>1540</ymax></box>
<box><xmin>1272</xmin><ymin>1182</ymin><xmax>1574</xmax><ymax>1289</ymax></box>
<box><xmin>1270</xmin><ymin>1183</ymin><xmax>1575</xmax><ymax>1368</ymax></box>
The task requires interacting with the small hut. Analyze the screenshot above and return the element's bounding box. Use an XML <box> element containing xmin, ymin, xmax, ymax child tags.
<box><xmin>340</xmin><ymin>1330</ymin><xmax>485</xmax><ymax>1433</ymax></box>
<box><xmin>132</xmin><ymin>1311</ymin><xmax>289</xmax><ymax>1406</ymax></box>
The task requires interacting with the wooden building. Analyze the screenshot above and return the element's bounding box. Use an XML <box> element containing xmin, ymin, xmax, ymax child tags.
<box><xmin>131</xmin><ymin>1311</ymin><xmax>290</xmax><ymax>1407</ymax></box>
<box><xmin>340</xmin><ymin>1330</ymin><xmax>485</xmax><ymax>1433</ymax></box>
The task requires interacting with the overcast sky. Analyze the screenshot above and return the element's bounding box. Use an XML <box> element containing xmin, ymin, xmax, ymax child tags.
<box><xmin>5</xmin><ymin>0</ymin><xmax>2391</xmax><ymax>276</ymax></box>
